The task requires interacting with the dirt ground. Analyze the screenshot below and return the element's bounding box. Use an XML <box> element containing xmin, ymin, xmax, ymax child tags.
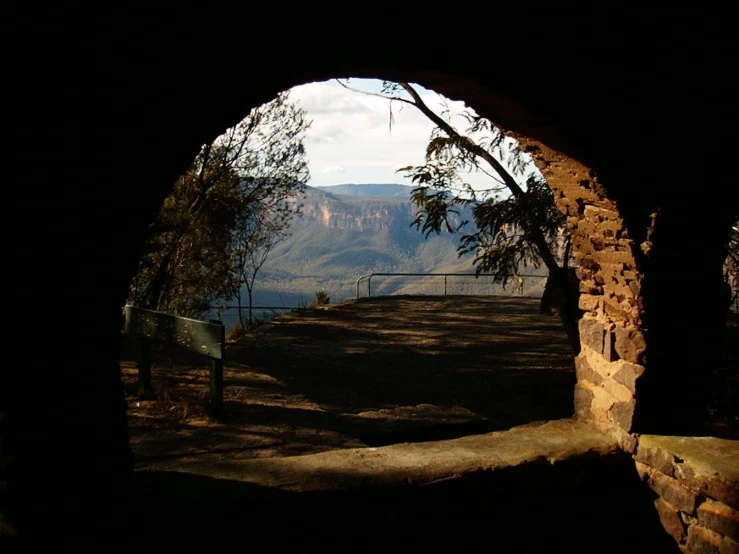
<box><xmin>120</xmin><ymin>296</ymin><xmax>739</xmax><ymax>472</ymax></box>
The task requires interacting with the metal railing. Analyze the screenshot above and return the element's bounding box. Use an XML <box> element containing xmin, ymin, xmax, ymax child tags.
<box><xmin>356</xmin><ymin>272</ymin><xmax>547</xmax><ymax>299</ymax></box>
<box><xmin>206</xmin><ymin>305</ymin><xmax>304</xmax><ymax>329</ymax></box>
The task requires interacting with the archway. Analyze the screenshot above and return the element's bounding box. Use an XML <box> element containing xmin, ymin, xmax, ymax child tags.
<box><xmin>3</xmin><ymin>20</ymin><xmax>736</xmax><ymax>548</ymax></box>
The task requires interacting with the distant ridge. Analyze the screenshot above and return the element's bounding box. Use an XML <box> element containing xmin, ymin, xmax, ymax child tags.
<box><xmin>217</xmin><ymin>182</ymin><xmax>547</xmax><ymax>329</ymax></box>
<box><xmin>314</xmin><ymin>183</ymin><xmax>414</xmax><ymax>198</ymax></box>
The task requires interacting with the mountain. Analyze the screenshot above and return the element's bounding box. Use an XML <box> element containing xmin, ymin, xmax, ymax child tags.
<box><xmin>221</xmin><ymin>184</ymin><xmax>548</xmax><ymax>329</ymax></box>
<box><xmin>224</xmin><ymin>185</ymin><xmax>472</xmax><ymax>319</ymax></box>
<box><xmin>312</xmin><ymin>183</ymin><xmax>415</xmax><ymax>198</ymax></box>
<box><xmin>255</xmin><ymin>185</ymin><xmax>477</xmax><ymax>301</ymax></box>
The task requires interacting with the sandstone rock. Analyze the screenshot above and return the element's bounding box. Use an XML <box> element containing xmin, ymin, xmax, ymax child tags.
<box><xmin>583</xmin><ymin>205</ymin><xmax>620</xmax><ymax>220</ymax></box>
<box><xmin>649</xmin><ymin>471</ymin><xmax>700</xmax><ymax>514</ymax></box>
<box><xmin>616</xmin><ymin>429</ymin><xmax>638</xmax><ymax>454</ymax></box>
<box><xmin>614</xmin><ymin>326</ymin><xmax>647</xmax><ymax>364</ymax></box>
<box><xmin>604</xmin><ymin>378</ymin><xmax>634</xmax><ymax>403</ymax></box>
<box><xmin>579</xmin><ymin>318</ymin><xmax>604</xmax><ymax>354</ymax></box>
<box><xmin>654</xmin><ymin>497</ymin><xmax>686</xmax><ymax>544</ymax></box>
<box><xmin>698</xmin><ymin>498</ymin><xmax>739</xmax><ymax>541</ymax></box>
<box><xmin>575</xmin><ymin>354</ymin><xmax>604</xmax><ymax>387</ymax></box>
<box><xmin>635</xmin><ymin>442</ymin><xmax>676</xmax><ymax>477</ymax></box>
<box><xmin>687</xmin><ymin>525</ymin><xmax>723</xmax><ymax>553</ymax></box>
<box><xmin>641</xmin><ymin>436</ymin><xmax>739</xmax><ymax>511</ymax></box>
<box><xmin>604</xmin><ymin>297</ymin><xmax>631</xmax><ymax>322</ymax></box>
<box><xmin>574</xmin><ymin>383</ymin><xmax>595</xmax><ymax>420</ymax></box>
<box><xmin>591</xmin><ymin>386</ymin><xmax>616</xmax><ymax>424</ymax></box>
<box><xmin>578</xmin><ymin>293</ymin><xmax>600</xmax><ymax>312</ymax></box>
<box><xmin>721</xmin><ymin>537</ymin><xmax>739</xmax><ymax>554</ymax></box>
<box><xmin>597</xmin><ymin>249</ymin><xmax>634</xmax><ymax>265</ymax></box>
<box><xmin>610</xmin><ymin>400</ymin><xmax>635</xmax><ymax>431</ymax></box>
<box><xmin>611</xmin><ymin>361</ymin><xmax>645</xmax><ymax>395</ymax></box>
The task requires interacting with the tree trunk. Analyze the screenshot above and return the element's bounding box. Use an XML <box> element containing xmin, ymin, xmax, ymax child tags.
<box><xmin>542</xmin><ymin>267</ymin><xmax>581</xmax><ymax>354</ymax></box>
<box><xmin>143</xmin><ymin>248</ymin><xmax>174</xmax><ymax>310</ymax></box>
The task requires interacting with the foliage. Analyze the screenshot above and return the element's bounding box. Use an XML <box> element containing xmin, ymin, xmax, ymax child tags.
<box><xmin>406</xmin><ymin>166</ymin><xmax>567</xmax><ymax>283</ymax></box>
<box><xmin>128</xmin><ymin>91</ymin><xmax>310</xmax><ymax>318</ymax></box>
<box><xmin>225</xmin><ymin>311</ymin><xmax>278</xmax><ymax>343</ymax></box>
<box><xmin>309</xmin><ymin>290</ymin><xmax>330</xmax><ymax>308</ymax></box>
<box><xmin>337</xmin><ymin>79</ymin><xmax>580</xmax><ymax>352</ymax></box>
<box><xmin>225</xmin><ymin>324</ymin><xmax>250</xmax><ymax>344</ymax></box>
<box><xmin>231</xmin><ymin>190</ymin><xmax>303</xmax><ymax>325</ymax></box>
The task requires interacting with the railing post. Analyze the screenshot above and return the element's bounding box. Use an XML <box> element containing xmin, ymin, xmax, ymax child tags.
<box><xmin>368</xmin><ymin>276</ymin><xmax>372</xmax><ymax>298</ymax></box>
<box><xmin>209</xmin><ymin>320</ymin><xmax>225</xmax><ymax>419</ymax></box>
<box><xmin>135</xmin><ymin>336</ymin><xmax>154</xmax><ymax>398</ymax></box>
<box><xmin>444</xmin><ymin>275</ymin><xmax>447</xmax><ymax>296</ymax></box>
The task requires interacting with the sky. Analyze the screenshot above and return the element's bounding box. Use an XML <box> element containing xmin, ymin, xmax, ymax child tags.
<box><xmin>287</xmin><ymin>78</ymin><xmax>496</xmax><ymax>190</ymax></box>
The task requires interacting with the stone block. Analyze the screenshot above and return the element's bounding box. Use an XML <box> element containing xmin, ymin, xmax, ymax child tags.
<box><xmin>599</xmin><ymin>263</ymin><xmax>626</xmax><ymax>283</ymax></box>
<box><xmin>604</xmin><ymin>297</ymin><xmax>631</xmax><ymax>322</ymax></box>
<box><xmin>614</xmin><ymin>325</ymin><xmax>647</xmax><ymax>364</ymax></box>
<box><xmin>604</xmin><ymin>378</ymin><xmax>633</xmax><ymax>403</ymax></box>
<box><xmin>635</xmin><ymin>442</ymin><xmax>676</xmax><ymax>477</ymax></box>
<box><xmin>602</xmin><ymin>283</ymin><xmax>631</xmax><ymax>303</ymax></box>
<box><xmin>650</xmin><ymin>471</ymin><xmax>700</xmax><ymax>514</ymax></box>
<box><xmin>655</xmin><ymin>497</ymin><xmax>687</xmax><ymax>544</ymax></box>
<box><xmin>591</xmin><ymin>386</ymin><xmax>616</xmax><ymax>424</ymax></box>
<box><xmin>578</xmin><ymin>293</ymin><xmax>600</xmax><ymax>312</ymax></box>
<box><xmin>610</xmin><ymin>400</ymin><xmax>636</xmax><ymax>431</ymax></box>
<box><xmin>597</xmin><ymin>249</ymin><xmax>634</xmax><ymax>265</ymax></box>
<box><xmin>675</xmin><ymin>465</ymin><xmax>739</xmax><ymax>511</ymax></box>
<box><xmin>616</xmin><ymin>429</ymin><xmax>638</xmax><ymax>454</ymax></box>
<box><xmin>596</xmin><ymin>218</ymin><xmax>623</xmax><ymax>234</ymax></box>
<box><xmin>635</xmin><ymin>460</ymin><xmax>653</xmax><ymax>481</ymax></box>
<box><xmin>611</xmin><ymin>361</ymin><xmax>644</xmax><ymax>395</ymax></box>
<box><xmin>687</xmin><ymin>525</ymin><xmax>723</xmax><ymax>553</ymax></box>
<box><xmin>579</xmin><ymin>318</ymin><xmax>604</xmax><ymax>354</ymax></box>
<box><xmin>683</xmin><ymin>512</ymin><xmax>701</xmax><ymax>527</ymax></box>
<box><xmin>721</xmin><ymin>537</ymin><xmax>739</xmax><ymax>554</ymax></box>
<box><xmin>698</xmin><ymin>499</ymin><xmax>739</xmax><ymax>540</ymax></box>
<box><xmin>575</xmin><ymin>354</ymin><xmax>604</xmax><ymax>386</ymax></box>
<box><xmin>584</xmin><ymin>204</ymin><xmax>620</xmax><ymax>220</ymax></box>
<box><xmin>575</xmin><ymin>265</ymin><xmax>593</xmax><ymax>279</ymax></box>
<box><xmin>577</xmin><ymin>217</ymin><xmax>597</xmax><ymax>237</ymax></box>
<box><xmin>578</xmin><ymin>256</ymin><xmax>601</xmax><ymax>271</ymax></box>
<box><xmin>574</xmin><ymin>383</ymin><xmax>595</xmax><ymax>420</ymax></box>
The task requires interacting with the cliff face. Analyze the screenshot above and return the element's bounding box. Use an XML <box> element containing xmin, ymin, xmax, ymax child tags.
<box><xmin>242</xmin><ymin>184</ymin><xmax>478</xmax><ymax>310</ymax></box>
<box><xmin>292</xmin><ymin>187</ymin><xmax>418</xmax><ymax>233</ymax></box>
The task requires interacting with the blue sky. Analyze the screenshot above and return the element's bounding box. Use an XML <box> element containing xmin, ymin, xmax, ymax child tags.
<box><xmin>288</xmin><ymin>78</ymin><xmax>494</xmax><ymax>189</ymax></box>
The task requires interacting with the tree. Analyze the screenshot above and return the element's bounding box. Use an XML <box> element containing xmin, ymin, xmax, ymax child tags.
<box><xmin>128</xmin><ymin>91</ymin><xmax>310</xmax><ymax>318</ymax></box>
<box><xmin>230</xmin><ymin>202</ymin><xmax>297</xmax><ymax>326</ymax></box>
<box><xmin>338</xmin><ymin>80</ymin><xmax>581</xmax><ymax>353</ymax></box>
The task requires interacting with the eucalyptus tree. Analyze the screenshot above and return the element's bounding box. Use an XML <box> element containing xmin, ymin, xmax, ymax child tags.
<box><xmin>128</xmin><ymin>91</ymin><xmax>311</xmax><ymax>319</ymax></box>
<box><xmin>339</xmin><ymin>79</ymin><xmax>580</xmax><ymax>352</ymax></box>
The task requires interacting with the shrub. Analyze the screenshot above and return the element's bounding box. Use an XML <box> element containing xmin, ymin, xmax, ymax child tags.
<box><xmin>225</xmin><ymin>324</ymin><xmax>250</xmax><ymax>344</ymax></box>
<box><xmin>225</xmin><ymin>311</ymin><xmax>282</xmax><ymax>343</ymax></box>
<box><xmin>309</xmin><ymin>290</ymin><xmax>330</xmax><ymax>308</ymax></box>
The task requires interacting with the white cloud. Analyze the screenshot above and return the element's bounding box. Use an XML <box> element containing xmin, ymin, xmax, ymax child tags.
<box><xmin>287</xmin><ymin>79</ymin><xmax>510</xmax><ymax>189</ymax></box>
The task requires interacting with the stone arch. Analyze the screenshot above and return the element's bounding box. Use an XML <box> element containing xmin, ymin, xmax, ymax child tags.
<box><xmin>3</xmin><ymin>18</ymin><xmax>737</xmax><ymax>545</ymax></box>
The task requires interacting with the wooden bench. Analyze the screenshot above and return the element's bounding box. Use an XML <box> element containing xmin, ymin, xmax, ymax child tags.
<box><xmin>123</xmin><ymin>305</ymin><xmax>226</xmax><ymax>417</ymax></box>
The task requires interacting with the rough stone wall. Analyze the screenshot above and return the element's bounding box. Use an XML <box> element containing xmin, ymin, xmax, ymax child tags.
<box><xmin>517</xmin><ymin>139</ymin><xmax>645</xmax><ymax>448</ymax></box>
<box><xmin>635</xmin><ymin>437</ymin><xmax>739</xmax><ymax>553</ymax></box>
